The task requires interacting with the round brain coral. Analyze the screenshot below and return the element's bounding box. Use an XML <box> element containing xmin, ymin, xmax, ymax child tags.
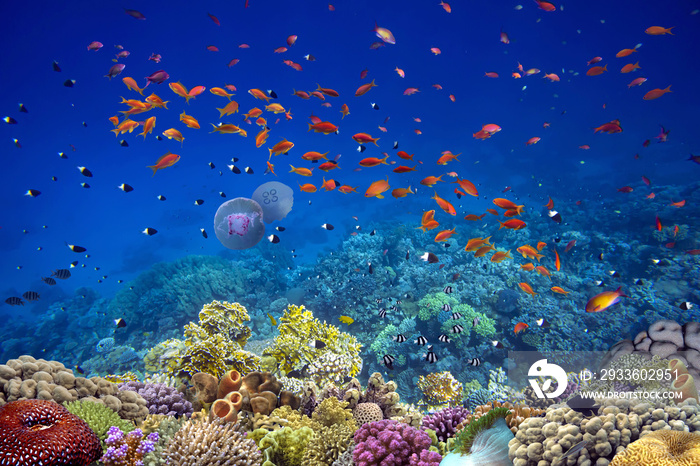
<box><xmin>610</xmin><ymin>431</ymin><xmax>700</xmax><ymax>466</ymax></box>
<box><xmin>0</xmin><ymin>399</ymin><xmax>102</xmax><ymax>466</ymax></box>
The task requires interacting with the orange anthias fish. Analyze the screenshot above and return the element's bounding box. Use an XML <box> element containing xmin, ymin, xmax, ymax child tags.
<box><xmin>393</xmin><ymin>165</ymin><xmax>417</xmax><ymax>173</ymax></box>
<box><xmin>536</xmin><ymin>241</ymin><xmax>547</xmax><ymax>251</ymax></box>
<box><xmin>373</xmin><ymin>23</ymin><xmax>395</xmax><ymax>44</ymax></box>
<box><xmin>290</xmin><ymin>165</ymin><xmax>313</xmax><ymax>177</ymax></box>
<box><xmin>138</xmin><ymin>116</ymin><xmax>156</xmax><ymax>138</ymax></box>
<box><xmin>520</xmin><ymin>263</ymin><xmax>535</xmax><ymax>271</ymax></box>
<box><xmin>340</xmin><ymin>104</ymin><xmax>350</xmax><ymax>119</ymax></box>
<box><xmin>464</xmin><ymin>213</ymin><xmax>486</xmax><ymax>221</ymax></box>
<box><xmin>432</xmin><ymin>191</ymin><xmax>456</xmax><ymax>215</ymax></box>
<box><xmin>269</xmin><ymin>138</ymin><xmax>295</xmax><ymax>157</ymax></box>
<box><xmin>518</xmin><ymin>282</ymin><xmax>537</xmax><ymax>296</ymax></box>
<box><xmin>217</xmin><ymin>101</ymin><xmax>240</xmax><ymax>117</ymax></box>
<box><xmin>535</xmin><ymin>266</ymin><xmax>552</xmax><ymax>279</ymax></box>
<box><xmin>210</xmin><ymin>87</ymin><xmax>234</xmax><ymax>99</ymax></box>
<box><xmin>421</xmin><ymin>175</ymin><xmax>444</xmax><ymax>187</ymax></box>
<box><xmin>453</xmin><ymin>178</ymin><xmax>478</xmax><ymax>197</ymax></box>
<box><xmin>338</xmin><ymin>185</ymin><xmax>358</xmax><ymax>194</ymax></box>
<box><xmin>554</xmin><ymin>249</ymin><xmax>561</xmax><ymax>271</ymax></box>
<box><xmin>179</xmin><ymin>111</ymin><xmax>200</xmax><ymax>129</ymax></box>
<box><xmin>645</xmin><ymin>26</ymin><xmax>674</xmax><ymax>35</ymax></box>
<box><xmin>301</xmin><ymin>151</ymin><xmax>329</xmax><ymax>162</ymax></box>
<box><xmin>434</xmin><ymin>228</ymin><xmax>456</xmax><ymax>242</ymax></box>
<box><xmin>255</xmin><ymin>128</ymin><xmax>270</xmax><ymax>148</ymax></box>
<box><xmin>490</xmin><ymin>250</ymin><xmax>511</xmax><ymax>262</ymax></box>
<box><xmin>359</xmin><ymin>155</ymin><xmax>389</xmax><ymax>167</ymax></box>
<box><xmin>498</xmin><ymin>219</ymin><xmax>526</xmax><ymax>230</ymax></box>
<box><xmin>353</xmin><ymin>133</ymin><xmax>380</xmax><ymax>145</ymax></box>
<box><xmin>391</xmin><ymin>186</ymin><xmax>414</xmax><ymax>198</ymax></box>
<box><xmin>147</xmin><ymin>152</ymin><xmax>180</xmax><ymax>176</ymax></box>
<box><xmin>643</xmin><ymin>86</ymin><xmax>672</xmax><ymax>100</ymax></box>
<box><xmin>493</xmin><ymin>198</ymin><xmax>524</xmax><ymax>214</ymax></box>
<box><xmin>517</xmin><ymin>245</ymin><xmax>544</xmax><ymax>262</ymax></box>
<box><xmin>298</xmin><ymin>183</ymin><xmax>317</xmax><ymax>193</ymax></box>
<box><xmin>464</xmin><ymin>236</ymin><xmax>492</xmax><ymax>252</ymax></box>
<box><xmin>365</xmin><ymin>177</ymin><xmax>390</xmax><ymax>199</ymax></box>
<box><xmin>248</xmin><ymin>88</ymin><xmax>272</xmax><ymax>102</ymax></box>
<box><xmin>162</xmin><ymin>128</ymin><xmax>185</xmax><ymax>145</ymax></box>
<box><xmin>514</xmin><ymin>322</ymin><xmax>529</xmax><ymax>334</ymax></box>
<box><xmin>122</xmin><ymin>77</ymin><xmax>144</xmax><ymax>95</ymax></box>
<box><xmin>308</xmin><ymin>121</ymin><xmax>339</xmax><ymax>134</ymax></box>
<box><xmin>594</xmin><ymin>119</ymin><xmax>623</xmax><ymax>134</ymax></box>
<box><xmin>585</xmin><ymin>287</ymin><xmax>627</xmax><ymax>313</ymax></box>
<box><xmin>551</xmin><ymin>286</ymin><xmax>569</xmax><ymax>295</ymax></box>
<box><xmin>397</xmin><ymin>151</ymin><xmax>414</xmax><ymax>160</ymax></box>
<box><xmin>355</xmin><ymin>79</ymin><xmax>378</xmax><ymax>96</ymax></box>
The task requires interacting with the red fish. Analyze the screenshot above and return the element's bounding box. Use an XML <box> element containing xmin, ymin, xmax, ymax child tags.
<box><xmin>514</xmin><ymin>322</ymin><xmax>529</xmax><ymax>334</ymax></box>
<box><xmin>564</xmin><ymin>240</ymin><xmax>576</xmax><ymax>253</ymax></box>
<box><xmin>594</xmin><ymin>119</ymin><xmax>623</xmax><ymax>134</ymax></box>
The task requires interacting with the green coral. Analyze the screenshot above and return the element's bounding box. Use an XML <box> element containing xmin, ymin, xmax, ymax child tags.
<box><xmin>141</xmin><ymin>416</ymin><xmax>186</xmax><ymax>466</ymax></box>
<box><xmin>143</xmin><ymin>300</ymin><xmax>260</xmax><ymax>380</ymax></box>
<box><xmin>456</xmin><ymin>304</ymin><xmax>495</xmax><ymax>338</ymax></box>
<box><xmin>452</xmin><ymin>407</ymin><xmax>510</xmax><ymax>455</ymax></box>
<box><xmin>418</xmin><ymin>292</ymin><xmax>458</xmax><ymax>321</ymax></box>
<box><xmin>258</xmin><ymin>426</ymin><xmax>315</xmax><ymax>466</ymax></box>
<box><xmin>64</xmin><ymin>400</ymin><xmax>134</xmax><ymax>447</ymax></box>
<box><xmin>302</xmin><ymin>422</ymin><xmax>355</xmax><ymax>466</ymax></box>
<box><xmin>263</xmin><ymin>304</ymin><xmax>362</xmax><ymax>377</ymax></box>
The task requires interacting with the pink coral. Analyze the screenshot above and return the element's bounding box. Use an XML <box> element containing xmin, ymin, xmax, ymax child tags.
<box><xmin>353</xmin><ymin>419</ymin><xmax>440</xmax><ymax>466</ymax></box>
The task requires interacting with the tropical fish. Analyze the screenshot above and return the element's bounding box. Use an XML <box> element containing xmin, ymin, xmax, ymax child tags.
<box><xmin>338</xmin><ymin>316</ymin><xmax>354</xmax><ymax>325</ymax></box>
<box><xmin>585</xmin><ymin>287</ymin><xmax>627</xmax><ymax>312</ymax></box>
<box><xmin>147</xmin><ymin>152</ymin><xmax>180</xmax><ymax>176</ymax></box>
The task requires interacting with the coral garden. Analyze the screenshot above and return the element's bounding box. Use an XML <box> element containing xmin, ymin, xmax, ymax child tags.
<box><xmin>0</xmin><ymin>205</ymin><xmax>699</xmax><ymax>464</ymax></box>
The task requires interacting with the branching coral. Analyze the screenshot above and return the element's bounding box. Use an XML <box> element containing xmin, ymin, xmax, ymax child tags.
<box><xmin>142</xmin><ymin>301</ymin><xmax>260</xmax><ymax>381</ymax></box>
<box><xmin>163</xmin><ymin>416</ymin><xmax>262</xmax><ymax>465</ymax></box>
<box><xmin>64</xmin><ymin>400</ymin><xmax>135</xmax><ymax>446</ymax></box>
<box><xmin>263</xmin><ymin>304</ymin><xmax>362</xmax><ymax>377</ymax></box>
<box><xmin>100</xmin><ymin>427</ymin><xmax>159</xmax><ymax>466</ymax></box>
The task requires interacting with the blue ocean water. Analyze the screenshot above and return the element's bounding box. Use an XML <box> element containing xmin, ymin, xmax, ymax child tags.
<box><xmin>1</xmin><ymin>0</ymin><xmax>699</xmax><ymax>386</ymax></box>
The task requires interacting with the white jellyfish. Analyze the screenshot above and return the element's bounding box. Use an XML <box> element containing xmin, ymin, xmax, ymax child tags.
<box><xmin>214</xmin><ymin>198</ymin><xmax>266</xmax><ymax>250</ymax></box>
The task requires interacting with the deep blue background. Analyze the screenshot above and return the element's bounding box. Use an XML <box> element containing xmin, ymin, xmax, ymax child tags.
<box><xmin>1</xmin><ymin>0</ymin><xmax>698</xmax><ymax>319</ymax></box>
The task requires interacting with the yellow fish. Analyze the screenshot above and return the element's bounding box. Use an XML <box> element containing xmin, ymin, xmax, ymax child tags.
<box><xmin>339</xmin><ymin>315</ymin><xmax>354</xmax><ymax>325</ymax></box>
<box><xmin>267</xmin><ymin>313</ymin><xmax>277</xmax><ymax>326</ymax></box>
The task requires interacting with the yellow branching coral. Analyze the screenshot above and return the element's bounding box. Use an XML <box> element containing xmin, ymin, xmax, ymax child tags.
<box><xmin>263</xmin><ymin>304</ymin><xmax>362</xmax><ymax>377</ymax></box>
<box><xmin>418</xmin><ymin>371</ymin><xmax>463</xmax><ymax>406</ymax></box>
<box><xmin>143</xmin><ymin>301</ymin><xmax>260</xmax><ymax>380</ymax></box>
<box><xmin>194</xmin><ymin>300</ymin><xmax>253</xmax><ymax>348</ymax></box>
<box><xmin>610</xmin><ymin>430</ymin><xmax>700</xmax><ymax>466</ymax></box>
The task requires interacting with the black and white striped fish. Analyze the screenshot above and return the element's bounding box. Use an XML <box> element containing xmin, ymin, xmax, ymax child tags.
<box><xmin>423</xmin><ymin>345</ymin><xmax>438</xmax><ymax>363</ymax></box>
<box><xmin>414</xmin><ymin>335</ymin><xmax>428</xmax><ymax>346</ymax></box>
<box><xmin>51</xmin><ymin>269</ymin><xmax>71</xmax><ymax>279</ymax></box>
<box><xmin>452</xmin><ymin>324</ymin><xmax>464</xmax><ymax>334</ymax></box>
<box><xmin>392</xmin><ymin>334</ymin><xmax>407</xmax><ymax>343</ymax></box>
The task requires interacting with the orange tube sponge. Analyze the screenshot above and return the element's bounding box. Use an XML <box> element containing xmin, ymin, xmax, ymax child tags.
<box><xmin>217</xmin><ymin>369</ymin><xmax>242</xmax><ymax>399</ymax></box>
<box><xmin>671</xmin><ymin>373</ymin><xmax>699</xmax><ymax>403</ymax></box>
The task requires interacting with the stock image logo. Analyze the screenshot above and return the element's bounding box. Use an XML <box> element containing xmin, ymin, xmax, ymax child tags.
<box><xmin>528</xmin><ymin>358</ymin><xmax>568</xmax><ymax>399</ymax></box>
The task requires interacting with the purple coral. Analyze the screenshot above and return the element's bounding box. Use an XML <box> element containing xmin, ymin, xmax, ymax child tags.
<box><xmin>101</xmin><ymin>427</ymin><xmax>159</xmax><ymax>466</ymax></box>
<box><xmin>354</xmin><ymin>419</ymin><xmax>441</xmax><ymax>466</ymax></box>
<box><xmin>554</xmin><ymin>381</ymin><xmax>579</xmax><ymax>403</ymax></box>
<box><xmin>421</xmin><ymin>406</ymin><xmax>469</xmax><ymax>442</ymax></box>
<box><xmin>118</xmin><ymin>381</ymin><xmax>192</xmax><ymax>417</ymax></box>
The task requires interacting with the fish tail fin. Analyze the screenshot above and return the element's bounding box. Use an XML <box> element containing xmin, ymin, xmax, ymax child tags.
<box><xmin>373</xmin><ymin>138</ymin><xmax>380</xmax><ymax>146</ymax></box>
<box><xmin>665</xmin><ymin>85</ymin><xmax>672</xmax><ymax>92</ymax></box>
<box><xmin>307</xmin><ymin>123</ymin><xmax>312</xmax><ymax>132</ymax></box>
<box><xmin>498</xmin><ymin>221</ymin><xmax>505</xmax><ymax>230</ymax></box>
<box><xmin>111</xmin><ymin>128</ymin><xmax>120</xmax><ymax>136</ymax></box>
<box><xmin>268</xmin><ymin>148</ymin><xmax>274</xmax><ymax>158</ymax></box>
<box><xmin>147</xmin><ymin>165</ymin><xmax>157</xmax><ymax>176</ymax></box>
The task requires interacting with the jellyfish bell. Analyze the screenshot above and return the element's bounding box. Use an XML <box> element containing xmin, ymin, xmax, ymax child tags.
<box><xmin>214</xmin><ymin>197</ymin><xmax>265</xmax><ymax>250</ymax></box>
<box><xmin>252</xmin><ymin>181</ymin><xmax>293</xmax><ymax>224</ymax></box>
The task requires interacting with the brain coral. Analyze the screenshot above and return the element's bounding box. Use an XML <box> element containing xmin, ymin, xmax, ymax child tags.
<box><xmin>610</xmin><ymin>430</ymin><xmax>700</xmax><ymax>465</ymax></box>
<box><xmin>0</xmin><ymin>399</ymin><xmax>102</xmax><ymax>466</ymax></box>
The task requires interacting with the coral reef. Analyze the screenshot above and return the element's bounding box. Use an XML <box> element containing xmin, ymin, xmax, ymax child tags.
<box><xmin>422</xmin><ymin>406</ymin><xmax>470</xmax><ymax>442</ymax></box>
<box><xmin>0</xmin><ymin>355</ymin><xmax>149</xmax><ymax>422</ymax></box>
<box><xmin>64</xmin><ymin>399</ymin><xmax>135</xmax><ymax>445</ymax></box>
<box><xmin>163</xmin><ymin>416</ymin><xmax>263</xmax><ymax>465</ymax></box>
<box><xmin>353</xmin><ymin>419</ymin><xmax>440</xmax><ymax>466</ymax></box>
<box><xmin>101</xmin><ymin>427</ymin><xmax>159</xmax><ymax>466</ymax></box>
<box><xmin>263</xmin><ymin>304</ymin><xmax>363</xmax><ymax>378</ymax></box>
<box><xmin>508</xmin><ymin>397</ymin><xmax>700</xmax><ymax>465</ymax></box>
<box><xmin>610</xmin><ymin>430</ymin><xmax>700</xmax><ymax>465</ymax></box>
<box><xmin>118</xmin><ymin>381</ymin><xmax>193</xmax><ymax>417</ymax></box>
<box><xmin>143</xmin><ymin>301</ymin><xmax>261</xmax><ymax>381</ymax></box>
<box><xmin>0</xmin><ymin>399</ymin><xmax>102</xmax><ymax>465</ymax></box>
<box><xmin>417</xmin><ymin>371</ymin><xmax>463</xmax><ymax>407</ymax></box>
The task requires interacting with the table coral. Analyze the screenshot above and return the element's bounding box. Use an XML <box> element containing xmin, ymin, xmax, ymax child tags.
<box><xmin>610</xmin><ymin>430</ymin><xmax>700</xmax><ymax>465</ymax></box>
<box><xmin>0</xmin><ymin>399</ymin><xmax>102</xmax><ymax>466</ymax></box>
<box><xmin>263</xmin><ymin>304</ymin><xmax>362</xmax><ymax>377</ymax></box>
<box><xmin>418</xmin><ymin>371</ymin><xmax>463</xmax><ymax>406</ymax></box>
